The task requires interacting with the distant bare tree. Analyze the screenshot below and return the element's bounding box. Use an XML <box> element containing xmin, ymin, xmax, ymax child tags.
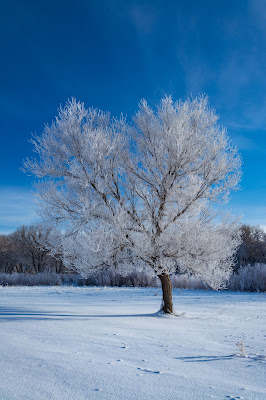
<box><xmin>0</xmin><ymin>234</ymin><xmax>16</xmax><ymax>273</ymax></box>
<box><xmin>236</xmin><ymin>225</ymin><xmax>266</xmax><ymax>269</ymax></box>
<box><xmin>10</xmin><ymin>224</ymin><xmax>65</xmax><ymax>273</ymax></box>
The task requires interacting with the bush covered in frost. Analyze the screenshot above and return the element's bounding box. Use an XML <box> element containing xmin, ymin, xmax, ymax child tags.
<box><xmin>0</xmin><ymin>270</ymin><xmax>206</xmax><ymax>289</ymax></box>
<box><xmin>228</xmin><ymin>263</ymin><xmax>266</xmax><ymax>292</ymax></box>
<box><xmin>0</xmin><ymin>272</ymin><xmax>63</xmax><ymax>286</ymax></box>
<box><xmin>0</xmin><ymin>264</ymin><xmax>265</xmax><ymax>292</ymax></box>
<box><xmin>78</xmin><ymin>270</ymin><xmax>159</xmax><ymax>287</ymax></box>
<box><xmin>78</xmin><ymin>269</ymin><xmax>207</xmax><ymax>289</ymax></box>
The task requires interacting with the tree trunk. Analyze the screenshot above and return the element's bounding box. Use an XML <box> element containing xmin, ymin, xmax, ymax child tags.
<box><xmin>158</xmin><ymin>273</ymin><xmax>173</xmax><ymax>314</ymax></box>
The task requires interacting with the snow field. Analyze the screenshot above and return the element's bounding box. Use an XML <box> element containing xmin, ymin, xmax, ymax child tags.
<box><xmin>0</xmin><ymin>286</ymin><xmax>265</xmax><ymax>400</ymax></box>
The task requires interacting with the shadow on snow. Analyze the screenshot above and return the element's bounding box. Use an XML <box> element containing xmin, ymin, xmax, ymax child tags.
<box><xmin>175</xmin><ymin>355</ymin><xmax>235</xmax><ymax>362</ymax></box>
<box><xmin>0</xmin><ymin>306</ymin><xmax>159</xmax><ymax>321</ymax></box>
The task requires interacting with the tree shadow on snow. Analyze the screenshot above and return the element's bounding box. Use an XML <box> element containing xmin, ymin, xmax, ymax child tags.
<box><xmin>175</xmin><ymin>355</ymin><xmax>235</xmax><ymax>362</ymax></box>
<box><xmin>0</xmin><ymin>306</ymin><xmax>159</xmax><ymax>321</ymax></box>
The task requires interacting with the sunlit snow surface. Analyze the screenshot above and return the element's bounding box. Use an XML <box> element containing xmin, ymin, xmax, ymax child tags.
<box><xmin>0</xmin><ymin>286</ymin><xmax>265</xmax><ymax>400</ymax></box>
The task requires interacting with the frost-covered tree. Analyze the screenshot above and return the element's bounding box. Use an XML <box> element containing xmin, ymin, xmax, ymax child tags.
<box><xmin>23</xmin><ymin>96</ymin><xmax>241</xmax><ymax>313</ymax></box>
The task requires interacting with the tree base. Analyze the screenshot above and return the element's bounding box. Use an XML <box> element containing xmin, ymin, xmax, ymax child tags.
<box><xmin>156</xmin><ymin>309</ymin><xmax>185</xmax><ymax>317</ymax></box>
<box><xmin>158</xmin><ymin>273</ymin><xmax>173</xmax><ymax>314</ymax></box>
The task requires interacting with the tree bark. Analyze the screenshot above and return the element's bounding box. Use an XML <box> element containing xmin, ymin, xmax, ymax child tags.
<box><xmin>158</xmin><ymin>273</ymin><xmax>173</xmax><ymax>314</ymax></box>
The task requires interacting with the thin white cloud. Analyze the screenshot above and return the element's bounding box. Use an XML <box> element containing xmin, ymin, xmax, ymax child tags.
<box><xmin>229</xmin><ymin>133</ymin><xmax>259</xmax><ymax>151</ymax></box>
<box><xmin>128</xmin><ymin>4</ymin><xmax>158</xmax><ymax>36</ymax></box>
<box><xmin>228</xmin><ymin>122</ymin><xmax>263</xmax><ymax>130</ymax></box>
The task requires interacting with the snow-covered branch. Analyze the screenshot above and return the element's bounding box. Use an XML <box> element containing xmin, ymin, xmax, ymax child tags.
<box><xmin>23</xmin><ymin>95</ymin><xmax>242</xmax><ymax>300</ymax></box>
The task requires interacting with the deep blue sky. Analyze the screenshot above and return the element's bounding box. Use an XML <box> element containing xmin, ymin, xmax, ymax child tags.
<box><xmin>1</xmin><ymin>0</ymin><xmax>266</xmax><ymax>234</ymax></box>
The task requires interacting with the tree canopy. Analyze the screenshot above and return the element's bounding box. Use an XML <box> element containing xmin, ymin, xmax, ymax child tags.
<box><xmin>24</xmin><ymin>95</ymin><xmax>242</xmax><ymax>313</ymax></box>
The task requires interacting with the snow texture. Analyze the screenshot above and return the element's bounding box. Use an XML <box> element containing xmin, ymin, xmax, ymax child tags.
<box><xmin>0</xmin><ymin>286</ymin><xmax>265</xmax><ymax>400</ymax></box>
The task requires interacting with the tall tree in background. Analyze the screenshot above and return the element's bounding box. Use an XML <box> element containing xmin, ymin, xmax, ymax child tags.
<box><xmin>236</xmin><ymin>225</ymin><xmax>266</xmax><ymax>269</ymax></box>
<box><xmin>24</xmin><ymin>96</ymin><xmax>241</xmax><ymax>313</ymax></box>
<box><xmin>0</xmin><ymin>234</ymin><xmax>15</xmax><ymax>273</ymax></box>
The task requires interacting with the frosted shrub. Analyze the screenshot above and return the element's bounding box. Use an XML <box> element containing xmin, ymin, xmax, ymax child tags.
<box><xmin>78</xmin><ymin>269</ymin><xmax>160</xmax><ymax>288</ymax></box>
<box><xmin>228</xmin><ymin>264</ymin><xmax>266</xmax><ymax>292</ymax></box>
<box><xmin>60</xmin><ymin>273</ymin><xmax>80</xmax><ymax>285</ymax></box>
<box><xmin>235</xmin><ymin>338</ymin><xmax>246</xmax><ymax>357</ymax></box>
<box><xmin>77</xmin><ymin>269</ymin><xmax>206</xmax><ymax>289</ymax></box>
<box><xmin>0</xmin><ymin>272</ymin><xmax>62</xmax><ymax>286</ymax></box>
<box><xmin>171</xmin><ymin>274</ymin><xmax>207</xmax><ymax>289</ymax></box>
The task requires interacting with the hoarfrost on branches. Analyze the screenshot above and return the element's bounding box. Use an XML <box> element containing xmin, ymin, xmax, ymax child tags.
<box><xmin>24</xmin><ymin>95</ymin><xmax>242</xmax><ymax>311</ymax></box>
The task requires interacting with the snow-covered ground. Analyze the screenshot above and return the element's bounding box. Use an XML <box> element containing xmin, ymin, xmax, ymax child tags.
<box><xmin>0</xmin><ymin>286</ymin><xmax>265</xmax><ymax>400</ymax></box>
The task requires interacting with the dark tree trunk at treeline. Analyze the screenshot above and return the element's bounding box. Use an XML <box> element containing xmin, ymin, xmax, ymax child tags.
<box><xmin>158</xmin><ymin>273</ymin><xmax>173</xmax><ymax>314</ymax></box>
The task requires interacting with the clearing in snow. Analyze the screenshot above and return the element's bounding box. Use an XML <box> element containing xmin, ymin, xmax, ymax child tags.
<box><xmin>0</xmin><ymin>286</ymin><xmax>265</xmax><ymax>400</ymax></box>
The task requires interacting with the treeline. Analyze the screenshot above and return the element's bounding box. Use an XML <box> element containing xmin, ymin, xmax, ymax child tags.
<box><xmin>0</xmin><ymin>225</ymin><xmax>66</xmax><ymax>274</ymax></box>
<box><xmin>0</xmin><ymin>223</ymin><xmax>266</xmax><ymax>291</ymax></box>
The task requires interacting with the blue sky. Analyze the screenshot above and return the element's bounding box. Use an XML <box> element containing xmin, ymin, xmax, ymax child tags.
<box><xmin>0</xmin><ymin>0</ymin><xmax>266</xmax><ymax>234</ymax></box>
